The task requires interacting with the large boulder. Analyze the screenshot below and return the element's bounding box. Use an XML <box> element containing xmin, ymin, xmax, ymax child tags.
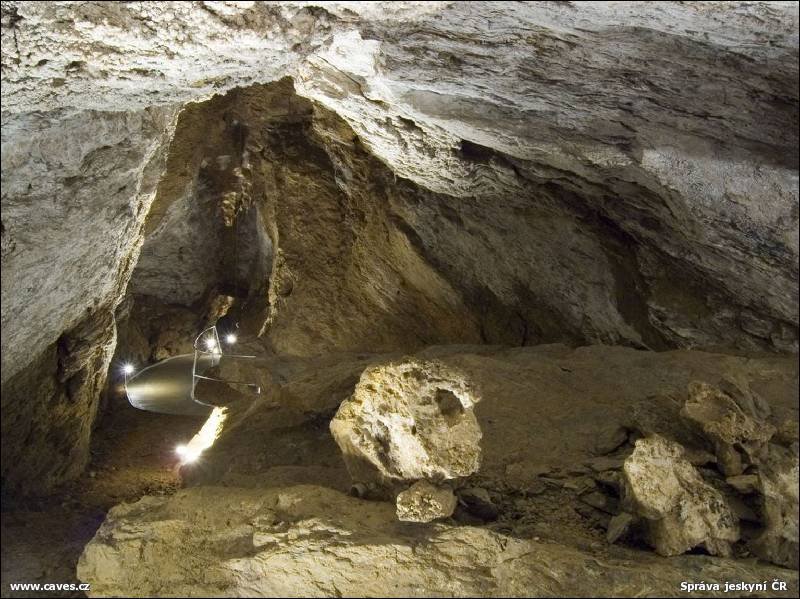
<box><xmin>621</xmin><ymin>434</ymin><xmax>740</xmax><ymax>556</ymax></box>
<box><xmin>329</xmin><ymin>359</ymin><xmax>482</xmax><ymax>495</ymax></box>
<box><xmin>677</xmin><ymin>381</ymin><xmax>798</xmax><ymax>569</ymax></box>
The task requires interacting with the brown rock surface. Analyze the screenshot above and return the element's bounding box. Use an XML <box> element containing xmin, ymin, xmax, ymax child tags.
<box><xmin>77</xmin><ymin>484</ymin><xmax>798</xmax><ymax>598</ymax></box>
<box><xmin>0</xmin><ymin>2</ymin><xmax>797</xmax><ymax>596</ymax></box>
<box><xmin>396</xmin><ymin>481</ymin><xmax>457</xmax><ymax>523</ymax></box>
<box><xmin>681</xmin><ymin>381</ymin><xmax>776</xmax><ymax>476</ymax></box>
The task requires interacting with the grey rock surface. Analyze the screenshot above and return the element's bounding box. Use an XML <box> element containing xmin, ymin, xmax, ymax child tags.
<box><xmin>1</xmin><ymin>1</ymin><xmax>797</xmax><ymax>494</ymax></box>
<box><xmin>1</xmin><ymin>105</ymin><xmax>177</xmax><ymax>491</ymax></box>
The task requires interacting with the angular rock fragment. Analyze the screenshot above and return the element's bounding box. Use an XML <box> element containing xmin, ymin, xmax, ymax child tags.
<box><xmin>592</xmin><ymin>470</ymin><xmax>622</xmax><ymax>494</ymax></box>
<box><xmin>593</xmin><ymin>425</ymin><xmax>629</xmax><ymax>455</ymax></box>
<box><xmin>681</xmin><ymin>382</ymin><xmax>775</xmax><ymax>476</ymax></box>
<box><xmin>330</xmin><ymin>359</ymin><xmax>482</xmax><ymax>495</ymax></box>
<box><xmin>396</xmin><ymin>481</ymin><xmax>457</xmax><ymax>523</ymax></box>
<box><xmin>751</xmin><ymin>445</ymin><xmax>799</xmax><ymax>569</ymax></box>
<box><xmin>774</xmin><ymin>419</ymin><xmax>800</xmax><ymax>447</ymax></box>
<box><xmin>714</xmin><ymin>378</ymin><xmax>772</xmax><ymax>422</ymax></box>
<box><xmin>586</xmin><ymin>456</ymin><xmax>625</xmax><ymax>472</ymax></box>
<box><xmin>606</xmin><ymin>512</ymin><xmax>635</xmax><ymax>544</ymax></box>
<box><xmin>724</xmin><ymin>494</ymin><xmax>759</xmax><ymax>524</ymax></box>
<box><xmin>621</xmin><ymin>435</ymin><xmax>740</xmax><ymax>557</ymax></box>
<box><xmin>580</xmin><ymin>490</ymin><xmax>618</xmax><ymax>515</ymax></box>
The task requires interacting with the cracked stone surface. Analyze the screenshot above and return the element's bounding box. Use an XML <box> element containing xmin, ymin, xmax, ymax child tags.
<box><xmin>330</xmin><ymin>358</ymin><xmax>482</xmax><ymax>495</ymax></box>
<box><xmin>1</xmin><ymin>105</ymin><xmax>178</xmax><ymax>492</ymax></box>
<box><xmin>681</xmin><ymin>381</ymin><xmax>777</xmax><ymax>476</ymax></box>
<box><xmin>3</xmin><ymin>2</ymin><xmax>798</xmax><ymax>361</ymax></box>
<box><xmin>753</xmin><ymin>443</ymin><xmax>800</xmax><ymax>569</ymax></box>
<box><xmin>2</xmin><ymin>3</ymin><xmax>798</xmax><ymax>493</ymax></box>
<box><xmin>76</xmin><ymin>484</ymin><xmax>798</xmax><ymax>598</ymax></box>
<box><xmin>0</xmin><ymin>4</ymin><xmax>797</xmax><ymax>592</ymax></box>
<box><xmin>395</xmin><ymin>480</ymin><xmax>457</xmax><ymax>523</ymax></box>
<box><xmin>622</xmin><ymin>434</ymin><xmax>741</xmax><ymax>557</ymax></box>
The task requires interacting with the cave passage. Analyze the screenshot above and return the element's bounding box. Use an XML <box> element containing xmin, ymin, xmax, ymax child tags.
<box><xmin>1</xmin><ymin>2</ymin><xmax>798</xmax><ymax>598</ymax></box>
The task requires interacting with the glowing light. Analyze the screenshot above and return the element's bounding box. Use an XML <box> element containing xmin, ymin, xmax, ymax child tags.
<box><xmin>225</xmin><ymin>333</ymin><xmax>237</xmax><ymax>344</ymax></box>
<box><xmin>176</xmin><ymin>407</ymin><xmax>227</xmax><ymax>465</ymax></box>
<box><xmin>205</xmin><ymin>338</ymin><xmax>217</xmax><ymax>350</ymax></box>
<box><xmin>122</xmin><ymin>363</ymin><xmax>135</xmax><ymax>375</ymax></box>
<box><xmin>175</xmin><ymin>444</ymin><xmax>200</xmax><ymax>462</ymax></box>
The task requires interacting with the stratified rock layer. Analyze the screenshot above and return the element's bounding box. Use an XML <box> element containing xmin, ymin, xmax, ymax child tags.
<box><xmin>2</xmin><ymin>2</ymin><xmax>797</xmax><ymax>493</ymax></box>
<box><xmin>1</xmin><ymin>106</ymin><xmax>177</xmax><ymax>492</ymax></box>
<box><xmin>6</xmin><ymin>0</ymin><xmax>794</xmax><ymax>355</ymax></box>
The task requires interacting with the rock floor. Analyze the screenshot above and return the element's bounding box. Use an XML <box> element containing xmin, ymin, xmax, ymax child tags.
<box><xmin>3</xmin><ymin>344</ymin><xmax>798</xmax><ymax>597</ymax></box>
<box><xmin>0</xmin><ymin>392</ymin><xmax>202</xmax><ymax>598</ymax></box>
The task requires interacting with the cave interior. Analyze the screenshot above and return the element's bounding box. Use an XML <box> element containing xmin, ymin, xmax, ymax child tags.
<box><xmin>0</xmin><ymin>2</ymin><xmax>798</xmax><ymax>597</ymax></box>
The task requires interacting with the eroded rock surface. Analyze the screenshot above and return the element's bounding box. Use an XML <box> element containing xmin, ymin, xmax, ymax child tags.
<box><xmin>77</xmin><ymin>484</ymin><xmax>798</xmax><ymax>598</ymax></box>
<box><xmin>681</xmin><ymin>381</ymin><xmax>776</xmax><ymax>476</ymax></box>
<box><xmin>330</xmin><ymin>358</ymin><xmax>482</xmax><ymax>495</ymax></box>
<box><xmin>754</xmin><ymin>444</ymin><xmax>800</xmax><ymax>569</ymax></box>
<box><xmin>6</xmin><ymin>1</ymin><xmax>797</xmax><ymax>353</ymax></box>
<box><xmin>2</xmin><ymin>2</ymin><xmax>798</xmax><ymax>494</ymax></box>
<box><xmin>395</xmin><ymin>481</ymin><xmax>457</xmax><ymax>523</ymax></box>
<box><xmin>1</xmin><ymin>106</ymin><xmax>177</xmax><ymax>492</ymax></box>
<box><xmin>62</xmin><ymin>344</ymin><xmax>798</xmax><ymax>595</ymax></box>
<box><xmin>622</xmin><ymin>435</ymin><xmax>740</xmax><ymax>557</ymax></box>
<box><xmin>0</xmin><ymin>2</ymin><xmax>797</xmax><ymax>594</ymax></box>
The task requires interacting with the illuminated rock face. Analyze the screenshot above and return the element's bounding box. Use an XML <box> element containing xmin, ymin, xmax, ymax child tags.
<box><xmin>0</xmin><ymin>106</ymin><xmax>177</xmax><ymax>492</ymax></box>
<box><xmin>680</xmin><ymin>382</ymin><xmax>776</xmax><ymax>476</ymax></box>
<box><xmin>621</xmin><ymin>435</ymin><xmax>740</xmax><ymax>557</ymax></box>
<box><xmin>1</xmin><ymin>1</ymin><xmax>797</xmax><ymax>495</ymax></box>
<box><xmin>395</xmin><ymin>480</ymin><xmax>457</xmax><ymax>523</ymax></box>
<box><xmin>618</xmin><ymin>382</ymin><xmax>799</xmax><ymax>568</ymax></box>
<box><xmin>754</xmin><ymin>445</ymin><xmax>800</xmax><ymax>569</ymax></box>
<box><xmin>76</xmin><ymin>345</ymin><xmax>799</xmax><ymax>591</ymax></box>
<box><xmin>4</xmin><ymin>1</ymin><xmax>798</xmax><ymax>356</ymax></box>
<box><xmin>77</xmin><ymin>484</ymin><xmax>798</xmax><ymax>598</ymax></box>
<box><xmin>330</xmin><ymin>359</ymin><xmax>482</xmax><ymax>496</ymax></box>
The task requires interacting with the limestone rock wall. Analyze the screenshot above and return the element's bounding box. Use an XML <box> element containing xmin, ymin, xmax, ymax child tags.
<box><xmin>1</xmin><ymin>106</ymin><xmax>177</xmax><ymax>493</ymax></box>
<box><xmin>1</xmin><ymin>1</ymin><xmax>798</xmax><ymax>493</ymax></box>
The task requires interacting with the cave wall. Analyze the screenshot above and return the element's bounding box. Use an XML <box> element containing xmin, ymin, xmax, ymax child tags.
<box><xmin>131</xmin><ymin>92</ymin><xmax>274</xmax><ymax>309</ymax></box>
<box><xmin>123</xmin><ymin>77</ymin><xmax>796</xmax><ymax>356</ymax></box>
<box><xmin>1</xmin><ymin>106</ymin><xmax>177</xmax><ymax>492</ymax></box>
<box><xmin>1</xmin><ymin>1</ymin><xmax>797</xmax><ymax>493</ymax></box>
<box><xmin>294</xmin><ymin>10</ymin><xmax>799</xmax><ymax>351</ymax></box>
